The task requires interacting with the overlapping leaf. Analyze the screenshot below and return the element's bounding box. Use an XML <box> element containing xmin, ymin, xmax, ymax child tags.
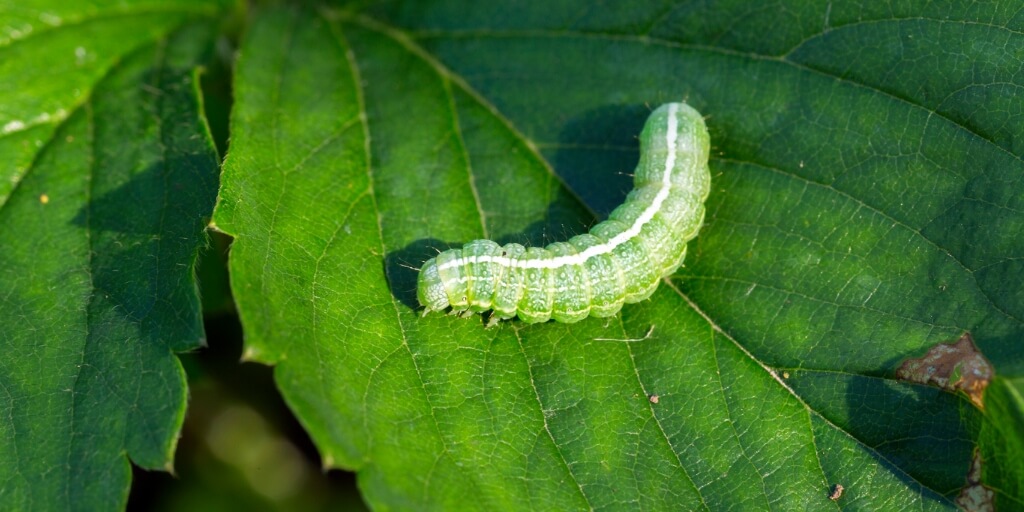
<box><xmin>216</xmin><ymin>2</ymin><xmax>1023</xmax><ymax>510</ymax></box>
<box><xmin>0</xmin><ymin>1</ymin><xmax>230</xmax><ymax>509</ymax></box>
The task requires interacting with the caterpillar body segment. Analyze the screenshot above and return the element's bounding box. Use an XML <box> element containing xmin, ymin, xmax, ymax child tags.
<box><xmin>417</xmin><ymin>102</ymin><xmax>711</xmax><ymax>324</ymax></box>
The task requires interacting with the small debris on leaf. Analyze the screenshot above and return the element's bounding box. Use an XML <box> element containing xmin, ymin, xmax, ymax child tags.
<box><xmin>648</xmin><ymin>394</ymin><xmax>659</xmax><ymax>404</ymax></box>
<box><xmin>955</xmin><ymin>450</ymin><xmax>994</xmax><ymax>512</ymax></box>
<box><xmin>895</xmin><ymin>333</ymin><xmax>992</xmax><ymax>409</ymax></box>
<box><xmin>828</xmin><ymin>483</ymin><xmax>844</xmax><ymax>501</ymax></box>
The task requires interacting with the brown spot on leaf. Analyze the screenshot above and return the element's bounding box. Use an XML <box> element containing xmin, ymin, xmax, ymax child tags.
<box><xmin>648</xmin><ymin>394</ymin><xmax>659</xmax><ymax>404</ymax></box>
<box><xmin>828</xmin><ymin>483</ymin><xmax>844</xmax><ymax>501</ymax></box>
<box><xmin>955</xmin><ymin>450</ymin><xmax>994</xmax><ymax>512</ymax></box>
<box><xmin>896</xmin><ymin>333</ymin><xmax>992</xmax><ymax>409</ymax></box>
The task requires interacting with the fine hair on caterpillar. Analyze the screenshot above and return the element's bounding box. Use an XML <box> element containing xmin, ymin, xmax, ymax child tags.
<box><xmin>418</xmin><ymin>102</ymin><xmax>711</xmax><ymax>325</ymax></box>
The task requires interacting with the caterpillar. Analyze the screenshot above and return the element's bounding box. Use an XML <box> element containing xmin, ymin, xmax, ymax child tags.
<box><xmin>418</xmin><ymin>102</ymin><xmax>711</xmax><ymax>325</ymax></box>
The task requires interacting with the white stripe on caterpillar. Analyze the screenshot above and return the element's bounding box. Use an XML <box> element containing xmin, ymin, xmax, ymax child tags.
<box><xmin>418</xmin><ymin>102</ymin><xmax>711</xmax><ymax>325</ymax></box>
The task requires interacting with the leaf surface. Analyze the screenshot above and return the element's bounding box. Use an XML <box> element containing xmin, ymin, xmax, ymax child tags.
<box><xmin>215</xmin><ymin>2</ymin><xmax>1024</xmax><ymax>509</ymax></box>
<box><xmin>0</xmin><ymin>1</ymin><xmax>229</xmax><ymax>509</ymax></box>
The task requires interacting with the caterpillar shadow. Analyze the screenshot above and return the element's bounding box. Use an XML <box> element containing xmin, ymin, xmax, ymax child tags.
<box><xmin>385</xmin><ymin>238</ymin><xmax>457</xmax><ymax>311</ymax></box>
<box><xmin>550</xmin><ymin>103</ymin><xmax>649</xmax><ymax>217</ymax></box>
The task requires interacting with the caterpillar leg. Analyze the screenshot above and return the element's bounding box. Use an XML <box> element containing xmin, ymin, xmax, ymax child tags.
<box><xmin>485</xmin><ymin>313</ymin><xmax>513</xmax><ymax>329</ymax></box>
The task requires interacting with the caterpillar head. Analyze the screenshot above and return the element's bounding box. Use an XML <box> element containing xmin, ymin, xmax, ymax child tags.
<box><xmin>417</xmin><ymin>258</ymin><xmax>449</xmax><ymax>313</ymax></box>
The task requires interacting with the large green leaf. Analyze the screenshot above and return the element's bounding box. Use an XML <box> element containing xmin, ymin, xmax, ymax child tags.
<box><xmin>214</xmin><ymin>2</ymin><xmax>1023</xmax><ymax>510</ymax></box>
<box><xmin>0</xmin><ymin>1</ymin><xmax>230</xmax><ymax>509</ymax></box>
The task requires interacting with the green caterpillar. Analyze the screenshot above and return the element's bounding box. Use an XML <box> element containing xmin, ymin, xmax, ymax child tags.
<box><xmin>418</xmin><ymin>102</ymin><xmax>711</xmax><ymax>325</ymax></box>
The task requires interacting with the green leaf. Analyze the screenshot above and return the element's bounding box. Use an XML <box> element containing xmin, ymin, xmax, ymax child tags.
<box><xmin>215</xmin><ymin>2</ymin><xmax>1023</xmax><ymax>510</ymax></box>
<box><xmin>0</xmin><ymin>1</ymin><xmax>230</xmax><ymax>509</ymax></box>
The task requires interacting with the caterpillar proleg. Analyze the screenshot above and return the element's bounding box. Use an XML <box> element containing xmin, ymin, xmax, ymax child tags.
<box><xmin>418</xmin><ymin>102</ymin><xmax>711</xmax><ymax>324</ymax></box>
